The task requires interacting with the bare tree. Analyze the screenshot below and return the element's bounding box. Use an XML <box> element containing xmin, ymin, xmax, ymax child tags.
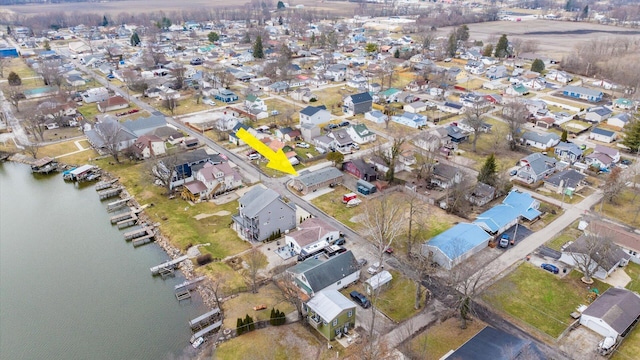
<box><xmin>567</xmin><ymin>233</ymin><xmax>616</xmax><ymax>284</ymax></box>
<box><xmin>244</xmin><ymin>247</ymin><xmax>267</xmax><ymax>294</ymax></box>
<box><xmin>602</xmin><ymin>166</ymin><xmax>626</xmax><ymax>205</ymax></box>
<box><xmin>274</xmin><ymin>271</ymin><xmax>304</xmax><ymax>321</ymax></box>
<box><xmin>501</xmin><ymin>100</ymin><xmax>529</xmax><ymax>150</ymax></box>
<box><xmin>5</xmin><ymin>85</ymin><xmax>24</xmax><ymax>112</ymax></box>
<box><xmin>94</xmin><ymin>118</ymin><xmax>127</xmax><ymax>163</ymax></box>
<box><xmin>375</xmin><ymin>136</ymin><xmax>405</xmax><ymax>182</ymax></box>
<box><xmin>171</xmin><ymin>63</ymin><xmax>186</xmax><ymax>90</ymax></box>
<box><xmin>21</xmin><ymin>106</ymin><xmax>47</xmax><ymax>142</ymax></box>
<box><xmin>163</xmin><ymin>97</ymin><xmax>178</xmax><ymax>115</ymax></box>
<box><xmin>147</xmin><ymin>153</ymin><xmax>180</xmax><ymax>195</ymax></box>
<box><xmin>23</xmin><ymin>143</ymin><xmax>41</xmax><ymax>159</ymax></box>
<box><xmin>404</xmin><ymin>191</ymin><xmax>427</xmax><ymax>257</ymax></box>
<box><xmin>464</xmin><ymin>102</ymin><xmax>487</xmax><ymax>153</ymax></box>
<box><xmin>447</xmin><ymin>254</ymin><xmax>489</xmax><ymax>329</ymax></box>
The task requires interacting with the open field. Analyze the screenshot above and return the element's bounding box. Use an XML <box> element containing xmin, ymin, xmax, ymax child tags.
<box><xmin>405</xmin><ymin>317</ymin><xmax>486</xmax><ymax>360</ymax></box>
<box><xmin>482</xmin><ymin>263</ymin><xmax>611</xmax><ymax>338</ymax></box>
<box><xmin>221</xmin><ymin>282</ymin><xmax>294</xmax><ymax>329</ymax></box>
<box><xmin>441</xmin><ymin>20</ymin><xmax>640</xmax><ymax>58</ymax></box>
<box><xmin>3</xmin><ymin>0</ymin><xmax>358</xmax><ymax>16</ymax></box>
<box><xmin>600</xmin><ymin>189</ymin><xmax>640</xmax><ymax>228</ymax></box>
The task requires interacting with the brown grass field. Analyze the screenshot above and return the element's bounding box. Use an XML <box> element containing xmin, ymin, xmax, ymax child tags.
<box><xmin>2</xmin><ymin>0</ymin><xmax>357</xmax><ymax>16</ymax></box>
<box><xmin>439</xmin><ymin>20</ymin><xmax>640</xmax><ymax>58</ymax></box>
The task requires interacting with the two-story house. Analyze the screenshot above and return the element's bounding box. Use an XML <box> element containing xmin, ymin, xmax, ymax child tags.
<box><xmin>346</xmin><ymin>124</ymin><xmax>376</xmax><ymax>145</ymax></box>
<box><xmin>288</xmin><ymin>250</ymin><xmax>360</xmax><ymax>297</ymax></box>
<box><xmin>585</xmin><ymin>144</ymin><xmax>620</xmax><ymax>170</ymax></box>
<box><xmin>300</xmin><ymin>105</ymin><xmax>331</xmax><ymax>127</ymax></box>
<box><xmin>431</xmin><ymin>163</ymin><xmax>462</xmax><ymax>189</ymax></box>
<box><xmin>244</xmin><ymin>94</ymin><xmax>267</xmax><ymax>112</ymax></box>
<box><xmin>328</xmin><ymin>129</ymin><xmax>354</xmax><ymax>154</ymax></box>
<box><xmin>129</xmin><ymin>134</ymin><xmax>166</xmax><ymax>160</ymax></box>
<box><xmin>232</xmin><ymin>187</ymin><xmax>297</xmax><ymax>242</ymax></box>
<box><xmin>285</xmin><ymin>217</ymin><xmax>341</xmax><ymax>255</ymax></box>
<box><xmin>343</xmin><ymin>92</ymin><xmax>373</xmax><ymax>116</ymax></box>
<box><xmin>194</xmin><ymin>162</ymin><xmax>243</xmax><ymax>196</ymax></box>
<box><xmin>516</xmin><ymin>152</ymin><xmax>558</xmax><ymax>183</ymax></box>
<box><xmin>305</xmin><ymin>290</ymin><xmax>357</xmax><ymax>341</ymax></box>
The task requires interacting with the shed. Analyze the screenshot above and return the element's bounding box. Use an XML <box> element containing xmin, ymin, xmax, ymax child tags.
<box><xmin>356</xmin><ymin>179</ymin><xmax>377</xmax><ymax>195</ymax></box>
<box><xmin>580</xmin><ymin>287</ymin><xmax>640</xmax><ymax>341</ymax></box>
<box><xmin>364</xmin><ymin>270</ymin><xmax>392</xmax><ymax>295</ymax></box>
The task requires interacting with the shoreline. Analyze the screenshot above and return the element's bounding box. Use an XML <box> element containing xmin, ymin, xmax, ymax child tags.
<box><xmin>4</xmin><ymin>155</ymin><xmax>219</xmax><ymax>310</ymax></box>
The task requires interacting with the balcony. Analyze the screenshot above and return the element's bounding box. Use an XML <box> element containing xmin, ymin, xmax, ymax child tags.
<box><xmin>308</xmin><ymin>315</ymin><xmax>324</xmax><ymax>329</ymax></box>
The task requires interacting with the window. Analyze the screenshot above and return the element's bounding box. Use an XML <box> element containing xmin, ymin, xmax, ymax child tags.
<box><xmin>347</xmin><ymin>310</ymin><xmax>352</xmax><ymax>318</ymax></box>
<box><xmin>332</xmin><ymin>319</ymin><xmax>338</xmax><ymax>326</ymax></box>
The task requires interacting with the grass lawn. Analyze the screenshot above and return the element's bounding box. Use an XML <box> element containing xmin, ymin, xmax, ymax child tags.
<box><xmin>42</xmin><ymin>127</ymin><xmax>84</xmax><ymax>142</ymax></box>
<box><xmin>77</xmin><ymin>103</ymin><xmax>101</xmax><ymax>119</ymax></box>
<box><xmin>625</xmin><ymin>261</ymin><xmax>640</xmax><ymax>294</ymax></box>
<box><xmin>600</xmin><ymin>189</ymin><xmax>640</xmax><ymax>228</ymax></box>
<box><xmin>546</xmin><ymin>220</ymin><xmax>581</xmax><ymax>251</ymax></box>
<box><xmin>612</xmin><ymin>321</ymin><xmax>640</xmax><ymax>360</ymax></box>
<box><xmin>221</xmin><ymin>282</ymin><xmax>294</xmax><ymax>329</ymax></box>
<box><xmin>215</xmin><ymin>323</ymin><xmax>322</xmax><ymax>360</ymax></box>
<box><xmin>311</xmin><ymin>186</ymin><xmax>362</xmax><ymax>229</ymax></box>
<box><xmin>482</xmin><ymin>263</ymin><xmax>611</xmax><ymax>338</ymax></box>
<box><xmin>316</xmin><ymin>86</ymin><xmax>351</xmax><ymax>115</ymax></box>
<box><xmin>196</xmin><ymin>261</ymin><xmax>248</xmax><ymax>294</ymax></box>
<box><xmin>5</xmin><ymin>57</ymin><xmax>38</xmax><ymax>80</ymax></box>
<box><xmin>56</xmin><ymin>148</ymin><xmax>98</xmax><ymax>165</ymax></box>
<box><xmin>404</xmin><ymin>317</ymin><xmax>486</xmax><ymax>360</ymax></box>
<box><xmin>541</xmin><ymin>96</ymin><xmax>589</xmax><ymax>110</ymax></box>
<box><xmin>374</xmin><ymin>270</ymin><xmax>423</xmax><ymax>322</ymax></box>
<box><xmin>38</xmin><ymin>139</ymin><xmax>82</xmax><ymax>157</ymax></box>
<box><xmin>535</xmin><ymin>186</ymin><xmax>594</xmax><ymax>205</ymax></box>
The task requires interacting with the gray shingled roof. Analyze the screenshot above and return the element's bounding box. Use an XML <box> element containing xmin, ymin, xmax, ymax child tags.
<box><xmin>544</xmin><ymin>169</ymin><xmax>585</xmax><ymax>187</ymax></box>
<box><xmin>582</xmin><ymin>287</ymin><xmax>640</xmax><ymax>335</ymax></box>
<box><xmin>239</xmin><ymin>187</ymin><xmax>282</xmax><ymax>218</ymax></box>
<box><xmin>522</xmin><ymin>131</ymin><xmax>560</xmax><ymax>144</ymax></box>
<box><xmin>348</xmin><ymin>92</ymin><xmax>372</xmax><ymax>104</ymax></box>
<box><xmin>563</xmin><ymin>85</ymin><xmax>603</xmax><ymax>98</ymax></box>
<box><xmin>302</xmin><ymin>251</ymin><xmax>359</xmax><ymax>293</ymax></box>
<box><xmin>296</xmin><ymin>167</ymin><xmax>343</xmax><ymax>187</ymax></box>
<box><xmin>300</xmin><ymin>105</ymin><xmax>327</xmax><ymax>116</ymax></box>
<box><xmin>522</xmin><ymin>152</ymin><xmax>557</xmax><ymax>176</ymax></box>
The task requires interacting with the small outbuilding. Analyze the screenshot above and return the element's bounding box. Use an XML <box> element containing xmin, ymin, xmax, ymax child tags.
<box><xmin>364</xmin><ymin>270</ymin><xmax>392</xmax><ymax>295</ymax></box>
<box><xmin>580</xmin><ymin>287</ymin><xmax>640</xmax><ymax>341</ymax></box>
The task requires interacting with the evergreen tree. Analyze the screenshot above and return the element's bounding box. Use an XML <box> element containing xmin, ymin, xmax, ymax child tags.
<box><xmin>253</xmin><ymin>36</ymin><xmax>264</xmax><ymax>58</ymax></box>
<box><xmin>310</xmin><ymin>33</ymin><xmax>316</xmax><ymax>44</ymax></box>
<box><xmin>244</xmin><ymin>314</ymin><xmax>254</xmax><ymax>331</ymax></box>
<box><xmin>394</xmin><ymin>48</ymin><xmax>400</xmax><ymax>58</ymax></box>
<box><xmin>447</xmin><ymin>31</ymin><xmax>457</xmax><ymax>57</ymax></box>
<box><xmin>7</xmin><ymin>26</ymin><xmax>11</xmax><ymax>35</ymax></box>
<box><xmin>102</xmin><ymin>15</ymin><xmax>108</xmax><ymax>27</ymax></box>
<box><xmin>277</xmin><ymin>0</ymin><xmax>285</xmax><ymax>9</ymax></box>
<box><xmin>622</xmin><ymin>117</ymin><xmax>640</xmax><ymax>154</ymax></box>
<box><xmin>365</xmin><ymin>43</ymin><xmax>378</xmax><ymax>54</ymax></box>
<box><xmin>130</xmin><ymin>32</ymin><xmax>140</xmax><ymax>46</ymax></box>
<box><xmin>270</xmin><ymin>308</ymin><xmax>276</xmax><ymax>325</ymax></box>
<box><xmin>561</xmin><ymin>129</ymin><xmax>568</xmax><ymax>142</ymax></box>
<box><xmin>477</xmin><ymin>153</ymin><xmax>498</xmax><ymax>186</ymax></box>
<box><xmin>482</xmin><ymin>44</ymin><xmax>493</xmax><ymax>57</ymax></box>
<box><xmin>565</xmin><ymin>0</ymin><xmax>573</xmax><ymax>11</ymax></box>
<box><xmin>456</xmin><ymin>24</ymin><xmax>470</xmax><ymax>42</ymax></box>
<box><xmin>236</xmin><ymin>318</ymin><xmax>244</xmax><ymax>335</ymax></box>
<box><xmin>207</xmin><ymin>31</ymin><xmax>219</xmax><ymax>43</ymax></box>
<box><xmin>8</xmin><ymin>72</ymin><xmax>21</xmax><ymax>86</ymax></box>
<box><xmin>284</xmin><ymin>29</ymin><xmax>290</xmax><ymax>36</ymax></box>
<box><xmin>494</xmin><ymin>34</ymin><xmax>509</xmax><ymax>58</ymax></box>
<box><xmin>531</xmin><ymin>58</ymin><xmax>545</xmax><ymax>73</ymax></box>
<box><xmin>43</xmin><ymin>40</ymin><xmax>50</xmax><ymax>51</ymax></box>
<box><xmin>582</xmin><ymin>5</ymin><xmax>589</xmax><ymax>19</ymax></box>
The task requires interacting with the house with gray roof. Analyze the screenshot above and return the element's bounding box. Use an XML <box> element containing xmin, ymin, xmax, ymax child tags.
<box><xmin>328</xmin><ymin>129</ymin><xmax>354</xmax><ymax>154</ymax></box>
<box><xmin>284</xmin><ymin>217</ymin><xmax>341</xmax><ymax>255</ymax></box>
<box><xmin>346</xmin><ymin>124</ymin><xmax>376</xmax><ymax>144</ymax></box>
<box><xmin>343</xmin><ymin>92</ymin><xmax>372</xmax><ymax>116</ymax></box>
<box><xmin>288</xmin><ymin>250</ymin><xmax>360</xmax><ymax>297</ymax></box>
<box><xmin>431</xmin><ymin>163</ymin><xmax>462</xmax><ymax>189</ymax></box>
<box><xmin>562</xmin><ymin>85</ymin><xmax>603</xmax><ymax>102</ymax></box>
<box><xmin>521</xmin><ymin>131</ymin><xmax>560</xmax><ymax>150</ymax></box>
<box><xmin>291</xmin><ymin>167</ymin><xmax>343</xmax><ymax>195</ymax></box>
<box><xmin>589</xmin><ymin>127</ymin><xmax>616</xmax><ymax>143</ymax></box>
<box><xmin>554</xmin><ymin>141</ymin><xmax>583</xmax><ymax>163</ymax></box>
<box><xmin>85</xmin><ymin>115</ymin><xmax>137</xmax><ymax>153</ymax></box>
<box><xmin>607</xmin><ymin>113</ymin><xmax>632</xmax><ymax>128</ymax></box>
<box><xmin>543</xmin><ymin>169</ymin><xmax>585</xmax><ymax>193</ymax></box>
<box><xmin>364</xmin><ymin>110</ymin><xmax>387</xmax><ymax>124</ymax></box>
<box><xmin>300</xmin><ymin>105</ymin><xmax>331</xmax><ymax>127</ymax></box>
<box><xmin>560</xmin><ymin>235</ymin><xmax>630</xmax><ymax>280</ymax></box>
<box><xmin>232</xmin><ymin>186</ymin><xmax>296</xmax><ymax>242</ymax></box>
<box><xmin>585</xmin><ymin>106</ymin><xmax>613</xmax><ymax>123</ymax></box>
<box><xmin>517</xmin><ymin>152</ymin><xmax>558</xmax><ymax>183</ymax></box>
<box><xmin>580</xmin><ymin>288</ymin><xmax>640</xmax><ymax>341</ymax></box>
<box><xmin>121</xmin><ymin>114</ymin><xmax>167</xmax><ymax>137</ymax></box>
<box><xmin>305</xmin><ymin>290</ymin><xmax>357</xmax><ymax>341</ymax></box>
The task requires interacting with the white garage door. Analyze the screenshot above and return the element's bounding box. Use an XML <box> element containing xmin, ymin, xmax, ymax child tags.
<box><xmin>585</xmin><ymin>319</ymin><xmax>616</xmax><ymax>338</ymax></box>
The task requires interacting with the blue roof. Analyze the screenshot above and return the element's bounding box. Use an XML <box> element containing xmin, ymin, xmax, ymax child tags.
<box><xmin>474</xmin><ymin>205</ymin><xmax>518</xmax><ymax>233</ymax></box>
<box><xmin>427</xmin><ymin>223</ymin><xmax>491</xmax><ymax>260</ymax></box>
<box><xmin>591</xmin><ymin>127</ymin><xmax>615</xmax><ymax>137</ymax></box>
<box><xmin>349</xmin><ymin>92</ymin><xmax>373</xmax><ymax>104</ymax></box>
<box><xmin>502</xmin><ymin>190</ymin><xmax>541</xmax><ymax>221</ymax></box>
<box><xmin>300</xmin><ymin>105</ymin><xmax>327</xmax><ymax>116</ymax></box>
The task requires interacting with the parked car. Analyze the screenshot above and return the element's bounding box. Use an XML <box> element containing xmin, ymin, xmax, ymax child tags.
<box><xmin>190</xmin><ymin>58</ymin><xmax>203</xmax><ymax>65</ymax></box>
<box><xmin>509</xmin><ymin>169</ymin><xmax>518</xmax><ymax>176</ymax></box>
<box><xmin>202</xmin><ymin>97</ymin><xmax>216</xmax><ymax>106</ymax></box>
<box><xmin>351</xmin><ymin>143</ymin><xmax>360</xmax><ymax>150</ymax></box>
<box><xmin>579</xmin><ymin>144</ymin><xmax>587</xmax><ymax>150</ymax></box>
<box><xmin>541</xmin><ymin>263</ymin><xmax>559</xmax><ymax>274</ymax></box>
<box><xmin>339</xmin><ymin>121</ymin><xmax>350</xmax><ymax>127</ymax></box>
<box><xmin>247</xmin><ymin>153</ymin><xmax>260</xmax><ymax>160</ymax></box>
<box><xmin>357</xmin><ymin>258</ymin><xmax>368</xmax><ymax>268</ymax></box>
<box><xmin>350</xmin><ymin>291</ymin><xmax>371</xmax><ymax>308</ymax></box>
<box><xmin>444</xmin><ymin>57</ymin><xmax>452</xmax><ymax>62</ymax></box>
<box><xmin>333</xmin><ymin>237</ymin><xmax>346</xmax><ymax>246</ymax></box>
<box><xmin>315</xmin><ymin>147</ymin><xmax>326</xmax><ymax>154</ymax></box>
<box><xmin>499</xmin><ymin>234</ymin><xmax>510</xmax><ymax>248</ymax></box>
<box><xmin>324</xmin><ymin>123</ymin><xmax>339</xmax><ymax>131</ymax></box>
<box><xmin>621</xmin><ymin>159</ymin><xmax>632</xmax><ymax>165</ymax></box>
<box><xmin>296</xmin><ymin>142</ymin><xmax>310</xmax><ymax>148</ymax></box>
<box><xmin>367</xmin><ymin>261</ymin><xmax>382</xmax><ymax>275</ymax></box>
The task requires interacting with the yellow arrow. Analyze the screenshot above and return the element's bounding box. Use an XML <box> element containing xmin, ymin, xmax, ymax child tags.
<box><xmin>236</xmin><ymin>128</ymin><xmax>298</xmax><ymax>176</ymax></box>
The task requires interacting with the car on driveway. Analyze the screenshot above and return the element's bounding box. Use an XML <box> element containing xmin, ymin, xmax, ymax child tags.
<box><xmin>350</xmin><ymin>291</ymin><xmax>371</xmax><ymax>308</ymax></box>
<box><xmin>621</xmin><ymin>159</ymin><xmax>632</xmax><ymax>165</ymax></box>
<box><xmin>541</xmin><ymin>263</ymin><xmax>559</xmax><ymax>274</ymax></box>
<box><xmin>499</xmin><ymin>234</ymin><xmax>510</xmax><ymax>248</ymax></box>
<box><xmin>339</xmin><ymin>121</ymin><xmax>350</xmax><ymax>127</ymax></box>
<box><xmin>357</xmin><ymin>258</ymin><xmax>368</xmax><ymax>268</ymax></box>
<box><xmin>509</xmin><ymin>169</ymin><xmax>518</xmax><ymax>176</ymax></box>
<box><xmin>367</xmin><ymin>261</ymin><xmax>382</xmax><ymax>275</ymax></box>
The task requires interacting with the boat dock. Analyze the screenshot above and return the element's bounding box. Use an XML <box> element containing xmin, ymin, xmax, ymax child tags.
<box><xmin>95</xmin><ymin>179</ymin><xmax>118</xmax><ymax>191</ymax></box>
<box><xmin>31</xmin><ymin>157</ymin><xmax>58</xmax><ymax>174</ymax></box>
<box><xmin>150</xmin><ymin>255</ymin><xmax>189</xmax><ymax>276</ymax></box>
<box><xmin>106</xmin><ymin>197</ymin><xmax>131</xmax><ymax>212</ymax></box>
<box><xmin>190</xmin><ymin>320</ymin><xmax>222</xmax><ymax>344</ymax></box>
<box><xmin>98</xmin><ymin>187</ymin><xmax>123</xmax><ymax>200</ymax></box>
<box><xmin>110</xmin><ymin>208</ymin><xmax>140</xmax><ymax>224</ymax></box>
<box><xmin>175</xmin><ymin>276</ymin><xmax>206</xmax><ymax>293</ymax></box>
<box><xmin>189</xmin><ymin>308</ymin><xmax>221</xmax><ymax>330</ymax></box>
<box><xmin>132</xmin><ymin>231</ymin><xmax>155</xmax><ymax>247</ymax></box>
<box><xmin>123</xmin><ymin>226</ymin><xmax>154</xmax><ymax>240</ymax></box>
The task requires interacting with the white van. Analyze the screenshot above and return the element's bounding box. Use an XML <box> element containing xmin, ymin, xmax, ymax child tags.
<box><xmin>247</xmin><ymin>153</ymin><xmax>260</xmax><ymax>160</ymax></box>
<box><xmin>315</xmin><ymin>147</ymin><xmax>326</xmax><ymax>154</ymax></box>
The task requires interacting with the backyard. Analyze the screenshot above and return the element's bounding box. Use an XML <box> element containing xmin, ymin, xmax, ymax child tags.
<box><xmin>600</xmin><ymin>189</ymin><xmax>640</xmax><ymax>228</ymax></box>
<box><xmin>482</xmin><ymin>263</ymin><xmax>611</xmax><ymax>338</ymax></box>
<box><xmin>220</xmin><ymin>282</ymin><xmax>295</xmax><ymax>329</ymax></box>
<box><xmin>404</xmin><ymin>316</ymin><xmax>486</xmax><ymax>360</ymax></box>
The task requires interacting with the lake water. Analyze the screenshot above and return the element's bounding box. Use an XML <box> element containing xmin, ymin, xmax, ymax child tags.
<box><xmin>0</xmin><ymin>162</ymin><xmax>207</xmax><ymax>360</ymax></box>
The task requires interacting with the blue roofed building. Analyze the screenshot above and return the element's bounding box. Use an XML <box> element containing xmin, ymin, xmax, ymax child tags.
<box><xmin>562</xmin><ymin>86</ymin><xmax>603</xmax><ymax>102</ymax></box>
<box><xmin>474</xmin><ymin>190</ymin><xmax>541</xmax><ymax>235</ymax></box>
<box><xmin>502</xmin><ymin>190</ymin><xmax>542</xmax><ymax>221</ymax></box>
<box><xmin>422</xmin><ymin>223</ymin><xmax>492</xmax><ymax>270</ymax></box>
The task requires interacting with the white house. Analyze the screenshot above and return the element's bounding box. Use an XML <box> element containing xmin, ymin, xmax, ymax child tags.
<box><xmin>300</xmin><ymin>105</ymin><xmax>331</xmax><ymax>126</ymax></box>
<box><xmin>244</xmin><ymin>94</ymin><xmax>267</xmax><ymax>112</ymax></box>
<box><xmin>346</xmin><ymin>124</ymin><xmax>376</xmax><ymax>144</ymax></box>
<box><xmin>545</xmin><ymin>70</ymin><xmax>573</xmax><ymax>84</ymax></box>
<box><xmin>365</xmin><ymin>110</ymin><xmax>387</xmax><ymax>124</ymax></box>
<box><xmin>559</xmin><ymin>235</ymin><xmax>630</xmax><ymax>280</ymax></box>
<box><xmin>391</xmin><ymin>112</ymin><xmax>427</xmax><ymax>129</ymax></box>
<box><xmin>580</xmin><ymin>288</ymin><xmax>640</xmax><ymax>342</ymax></box>
<box><xmin>521</xmin><ymin>131</ymin><xmax>560</xmax><ymax>150</ymax></box>
<box><xmin>194</xmin><ymin>162</ymin><xmax>243</xmax><ymax>196</ymax></box>
<box><xmin>585</xmin><ymin>107</ymin><xmax>613</xmax><ymax>123</ymax></box>
<box><xmin>82</xmin><ymin>87</ymin><xmax>109</xmax><ymax>103</ymax></box>
<box><xmin>130</xmin><ymin>134</ymin><xmax>166</xmax><ymax>159</ymax></box>
<box><xmin>589</xmin><ymin>128</ymin><xmax>616</xmax><ymax>143</ymax></box>
<box><xmin>284</xmin><ymin>218</ymin><xmax>341</xmax><ymax>255</ymax></box>
<box><xmin>607</xmin><ymin>113</ymin><xmax>632</xmax><ymax>129</ymax></box>
<box><xmin>404</xmin><ymin>101</ymin><xmax>427</xmax><ymax>113</ymax></box>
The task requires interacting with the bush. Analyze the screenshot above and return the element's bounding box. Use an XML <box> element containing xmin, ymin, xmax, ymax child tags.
<box><xmin>196</xmin><ymin>254</ymin><xmax>212</xmax><ymax>266</ymax></box>
<box><xmin>236</xmin><ymin>317</ymin><xmax>244</xmax><ymax>335</ymax></box>
<box><xmin>244</xmin><ymin>314</ymin><xmax>255</xmax><ymax>332</ymax></box>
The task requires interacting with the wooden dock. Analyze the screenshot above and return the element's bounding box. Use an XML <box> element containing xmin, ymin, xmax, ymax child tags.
<box><xmin>106</xmin><ymin>197</ymin><xmax>131</xmax><ymax>212</ymax></box>
<box><xmin>189</xmin><ymin>308</ymin><xmax>221</xmax><ymax>330</ymax></box>
<box><xmin>116</xmin><ymin>213</ymin><xmax>138</xmax><ymax>229</ymax></box>
<box><xmin>95</xmin><ymin>179</ymin><xmax>118</xmax><ymax>191</ymax></box>
<box><xmin>123</xmin><ymin>226</ymin><xmax>153</xmax><ymax>240</ymax></box>
<box><xmin>98</xmin><ymin>187</ymin><xmax>123</xmax><ymax>200</ymax></box>
<box><xmin>110</xmin><ymin>208</ymin><xmax>139</xmax><ymax>224</ymax></box>
<box><xmin>150</xmin><ymin>255</ymin><xmax>189</xmax><ymax>276</ymax></box>
<box><xmin>175</xmin><ymin>289</ymin><xmax>192</xmax><ymax>301</ymax></box>
<box><xmin>190</xmin><ymin>320</ymin><xmax>223</xmax><ymax>343</ymax></box>
<box><xmin>132</xmin><ymin>232</ymin><xmax>155</xmax><ymax>247</ymax></box>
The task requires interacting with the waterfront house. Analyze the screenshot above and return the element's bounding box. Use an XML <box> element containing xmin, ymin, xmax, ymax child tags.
<box><xmin>130</xmin><ymin>134</ymin><xmax>166</xmax><ymax>159</ymax></box>
<box><xmin>232</xmin><ymin>186</ymin><xmax>296</xmax><ymax>242</ymax></box>
<box><xmin>288</xmin><ymin>251</ymin><xmax>360</xmax><ymax>297</ymax></box>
